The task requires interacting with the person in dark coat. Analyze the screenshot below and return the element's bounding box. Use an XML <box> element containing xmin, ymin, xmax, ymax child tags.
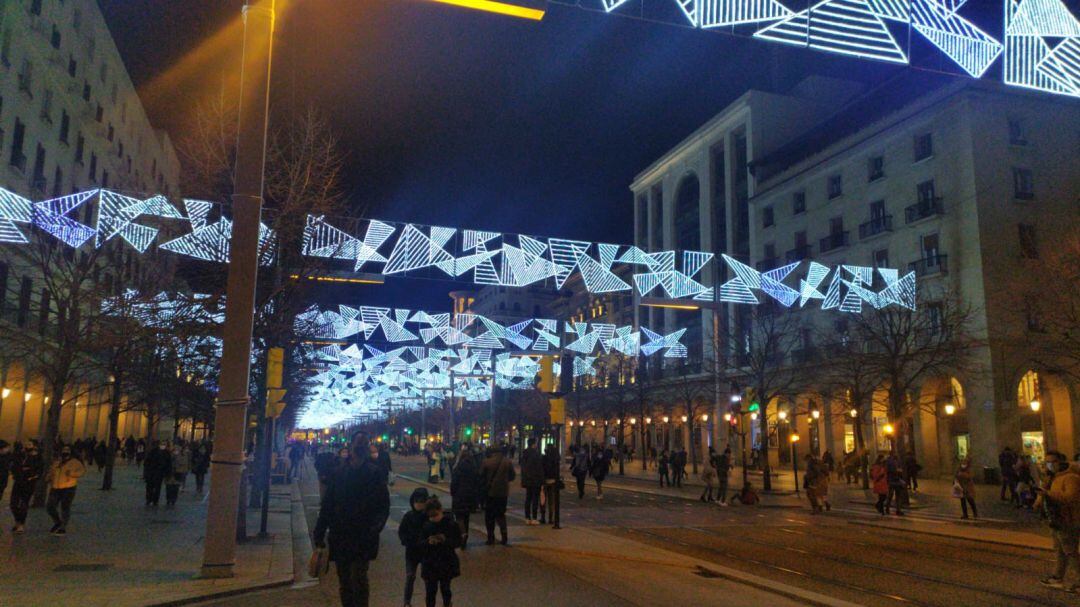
<box><xmin>313</xmin><ymin>431</ymin><xmax>391</xmax><ymax>607</ymax></box>
<box><xmin>540</xmin><ymin>444</ymin><xmax>561</xmax><ymax>526</ymax></box>
<box><xmin>885</xmin><ymin>452</ymin><xmax>906</xmax><ymax>516</ymax></box>
<box><xmin>190</xmin><ymin>443</ymin><xmax>210</xmax><ymax>493</ymax></box>
<box><xmin>398</xmin><ymin>488</ymin><xmax>429</xmax><ymax>607</ymax></box>
<box><xmin>93</xmin><ymin>441</ymin><xmax>108</xmax><ymax>473</ymax></box>
<box><xmin>0</xmin><ymin>440</ymin><xmax>11</xmax><ymax>501</ymax></box>
<box><xmin>9</xmin><ymin>442</ymin><xmax>42</xmax><ymax>533</ymax></box>
<box><xmin>143</xmin><ymin>441</ymin><xmax>172</xmax><ymax>507</ymax></box>
<box><xmin>519</xmin><ymin>437</ymin><xmax>544</xmax><ymax>525</ymax></box>
<box><xmin>449</xmin><ymin>445</ymin><xmax>479</xmax><ymax>549</ymax></box>
<box><xmin>420</xmin><ymin>497</ymin><xmax>461</xmax><ymax>607</ymax></box>
<box><xmin>570</xmin><ymin>445</ymin><xmax>590</xmax><ymax>499</ymax></box>
<box><xmin>480</xmin><ymin>445</ymin><xmax>514</xmax><ymax>545</ymax></box>
<box><xmin>590</xmin><ymin>445</ymin><xmax>609</xmax><ymax>499</ymax></box>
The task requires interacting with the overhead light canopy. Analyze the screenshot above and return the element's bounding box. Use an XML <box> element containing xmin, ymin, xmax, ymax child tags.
<box><xmin>428</xmin><ymin>0</ymin><xmax>546</xmax><ymax>21</ymax></box>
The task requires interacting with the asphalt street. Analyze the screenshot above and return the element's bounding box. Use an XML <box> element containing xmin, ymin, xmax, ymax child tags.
<box><xmin>205</xmin><ymin>455</ymin><xmax>1067</xmax><ymax>607</ymax></box>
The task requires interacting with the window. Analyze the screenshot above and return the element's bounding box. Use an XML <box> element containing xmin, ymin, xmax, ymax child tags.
<box><xmin>921</xmin><ymin>233</ymin><xmax>940</xmax><ymax>259</ymax></box>
<box><xmin>927</xmin><ymin>302</ymin><xmax>944</xmax><ymax>335</ymax></box>
<box><xmin>17</xmin><ymin>276</ymin><xmax>31</xmax><ymax>328</ymax></box>
<box><xmin>914</xmin><ymin>132</ymin><xmax>933</xmax><ymax>161</ymax></box>
<box><xmin>1013</xmin><ymin>167</ymin><xmax>1034</xmax><ymax>199</ymax></box>
<box><xmin>795</xmin><ymin>231</ymin><xmax>807</xmax><ymax>248</ymax></box>
<box><xmin>40</xmin><ymin>88</ymin><xmax>53</xmax><ymax>123</ymax></box>
<box><xmin>1008</xmin><ymin>118</ymin><xmax>1027</xmax><ymax>146</ymax></box>
<box><xmin>917</xmin><ymin>180</ymin><xmax>937</xmax><ymax>205</ymax></box>
<box><xmin>100</xmin><ymin>62</ymin><xmax>108</xmax><ymax>84</ymax></box>
<box><xmin>830</xmin><ymin>217</ymin><xmax>844</xmax><ymax>235</ymax></box>
<box><xmin>762</xmin><ymin>205</ymin><xmax>774</xmax><ymax>228</ymax></box>
<box><xmin>51</xmin><ymin>166</ymin><xmax>62</xmax><ymax>197</ymax></box>
<box><xmin>0</xmin><ymin>262</ymin><xmax>7</xmax><ymax>309</ymax></box>
<box><xmin>38</xmin><ymin>288</ymin><xmax>50</xmax><ymax>335</ymax></box>
<box><xmin>792</xmin><ymin>191</ymin><xmax>806</xmax><ymax>214</ymax></box>
<box><xmin>9</xmin><ymin>118</ymin><xmax>26</xmax><ymax>171</ymax></box>
<box><xmin>95</xmin><ymin>104</ymin><xmax>103</xmax><ymax>122</ymax></box>
<box><xmin>18</xmin><ymin>60</ymin><xmax>33</xmax><ymax>95</ymax></box>
<box><xmin>50</xmin><ymin>25</ymin><xmax>60</xmax><ymax>49</ymax></box>
<box><xmin>88</xmin><ymin>152</ymin><xmax>97</xmax><ymax>182</ymax></box>
<box><xmin>74</xmin><ymin>133</ymin><xmax>84</xmax><ymax>163</ymax></box>
<box><xmin>868</xmin><ymin>155</ymin><xmax>884</xmax><ymax>181</ymax></box>
<box><xmin>1018</xmin><ymin>224</ymin><xmax>1038</xmax><ymax>259</ymax></box>
<box><xmin>873</xmin><ymin>248</ymin><xmax>889</xmax><ymax>268</ymax></box>
<box><xmin>59</xmin><ymin>110</ymin><xmax>70</xmax><ymax>144</ymax></box>
<box><xmin>0</xmin><ymin>28</ymin><xmax>10</xmax><ymax>66</ymax></box>
<box><xmin>67</xmin><ymin>55</ymin><xmax>76</xmax><ymax>77</ymax></box>
<box><xmin>30</xmin><ymin>0</ymin><xmax>42</xmax><ymax>16</ymax></box>
<box><xmin>828</xmin><ymin>174</ymin><xmax>843</xmax><ymax>199</ymax></box>
<box><xmin>107</xmin><ymin>124</ymin><xmax>114</xmax><ymax>142</ymax></box>
<box><xmin>870</xmin><ymin>199</ymin><xmax>886</xmax><ymax>220</ymax></box>
<box><xmin>31</xmin><ymin>144</ymin><xmax>47</xmax><ymax>192</ymax></box>
<box><xmin>102</xmin><ymin>170</ymin><xmax>109</xmax><ymax>188</ymax></box>
<box><xmin>763</xmin><ymin>243</ymin><xmax>775</xmax><ymax>262</ymax></box>
<box><xmin>73</xmin><ymin>8</ymin><xmax>82</xmax><ymax>31</ymax></box>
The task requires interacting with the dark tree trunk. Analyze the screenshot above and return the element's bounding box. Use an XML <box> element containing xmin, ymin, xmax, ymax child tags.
<box><xmin>33</xmin><ymin>383</ymin><xmax>68</xmax><ymax>507</ymax></box>
<box><xmin>102</xmin><ymin>371</ymin><xmax>123</xmax><ymax>491</ymax></box>
<box><xmin>759</xmin><ymin>402</ymin><xmax>772</xmax><ymax>492</ymax></box>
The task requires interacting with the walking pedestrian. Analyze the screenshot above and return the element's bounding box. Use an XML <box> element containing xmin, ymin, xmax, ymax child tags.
<box><xmin>811</xmin><ymin>455</ymin><xmax>832</xmax><ymax>512</ymax></box>
<box><xmin>903</xmin><ymin>451</ymin><xmax>921</xmax><ymax>493</ymax></box>
<box><xmin>821</xmin><ymin>450</ymin><xmax>835</xmax><ymax>479</ymax></box>
<box><xmin>165</xmin><ymin>445</ymin><xmax>186</xmax><ymax>506</ymax></box>
<box><xmin>885</xmin><ymin>452</ymin><xmax>906</xmax><ymax>516</ymax></box>
<box><xmin>0</xmin><ymin>440</ymin><xmax>11</xmax><ymax>502</ymax></box>
<box><xmin>135</xmin><ymin>439</ymin><xmax>146</xmax><ymax>469</ymax></box>
<box><xmin>541</xmin><ymin>443</ymin><xmax>561</xmax><ymax>527</ymax></box>
<box><xmin>700</xmin><ymin>452</ymin><xmax>716</xmax><ymax>502</ymax></box>
<box><xmin>954</xmin><ymin>458</ymin><xmax>978</xmax><ymax>520</ymax></box>
<box><xmin>804</xmin><ymin>454</ymin><xmax>822</xmax><ymax>513</ymax></box>
<box><xmin>591</xmin><ymin>445</ymin><xmax>609</xmax><ymax>499</ymax></box>
<box><xmin>716</xmin><ymin>447</ymin><xmax>732</xmax><ymax>506</ymax></box>
<box><xmin>313</xmin><ymin>431</ymin><xmax>391</xmax><ymax>607</ymax></box>
<box><xmin>450</xmin><ymin>445</ymin><xmax>479</xmax><ymax>549</ymax></box>
<box><xmin>520</xmin><ymin>438</ymin><xmax>544</xmax><ymax>525</ymax></box>
<box><xmin>420</xmin><ymin>497</ymin><xmax>461</xmax><ymax>607</ymax></box>
<box><xmin>46</xmin><ymin>445</ymin><xmax>86</xmax><ymax>535</ymax></box>
<box><xmin>9</xmin><ymin>442</ymin><xmax>42</xmax><ymax>533</ymax></box>
<box><xmin>870</xmin><ymin>454</ymin><xmax>888</xmax><ymax>515</ymax></box>
<box><xmin>999</xmin><ymin>446</ymin><xmax>1019</xmax><ymax>502</ymax></box>
<box><xmin>571</xmin><ymin>445</ymin><xmax>589</xmax><ymax>499</ymax></box>
<box><xmin>398</xmin><ymin>488</ymin><xmax>430</xmax><ymax>607</ymax></box>
<box><xmin>191</xmin><ymin>442</ymin><xmax>210</xmax><ymax>493</ymax></box>
<box><xmin>672</xmin><ymin>447</ymin><xmax>686</xmax><ymax>488</ymax></box>
<box><xmin>93</xmin><ymin>441</ymin><xmax>108</xmax><ymax>473</ymax></box>
<box><xmin>143</xmin><ymin>441</ymin><xmax>171</xmax><ymax>507</ymax></box>
<box><xmin>480</xmin><ymin>445</ymin><xmax>514</xmax><ymax>546</ymax></box>
<box><xmin>427</xmin><ymin>446</ymin><xmax>441</xmax><ymax>484</ymax></box>
<box><xmin>1037</xmin><ymin>451</ymin><xmax>1080</xmax><ymax>593</ymax></box>
<box><xmin>658</xmin><ymin>450</ymin><xmax>670</xmax><ymax>488</ymax></box>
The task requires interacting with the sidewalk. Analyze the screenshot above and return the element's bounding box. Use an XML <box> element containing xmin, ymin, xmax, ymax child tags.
<box><xmin>0</xmin><ymin>462</ymin><xmax>296</xmax><ymax>607</ymax></box>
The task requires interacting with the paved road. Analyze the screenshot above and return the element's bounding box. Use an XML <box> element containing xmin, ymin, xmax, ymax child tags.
<box><xmin>207</xmin><ymin>455</ymin><xmax>1065</xmax><ymax>607</ymax></box>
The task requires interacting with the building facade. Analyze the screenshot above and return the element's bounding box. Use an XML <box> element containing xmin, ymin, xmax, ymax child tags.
<box><xmin>0</xmin><ymin>0</ymin><xmax>181</xmax><ymax>444</ymax></box>
<box><xmin>630</xmin><ymin>73</ymin><xmax>1080</xmax><ymax>476</ymax></box>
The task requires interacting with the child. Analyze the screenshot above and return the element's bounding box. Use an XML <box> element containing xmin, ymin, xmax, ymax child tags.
<box><xmin>421</xmin><ymin>497</ymin><xmax>462</xmax><ymax>607</ymax></box>
<box><xmin>397</xmin><ymin>488</ymin><xmax>430</xmax><ymax>607</ymax></box>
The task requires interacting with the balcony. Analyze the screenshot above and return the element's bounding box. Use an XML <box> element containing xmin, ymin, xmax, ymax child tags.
<box><xmin>909</xmin><ymin>254</ymin><xmax>948</xmax><ymax>277</ymax></box>
<box><xmin>859</xmin><ymin>215</ymin><xmax>893</xmax><ymax>239</ymax></box>
<box><xmin>819</xmin><ymin>231</ymin><xmax>849</xmax><ymax>253</ymax></box>
<box><xmin>905</xmin><ymin>197</ymin><xmax>944</xmax><ymax>223</ymax></box>
<box><xmin>755</xmin><ymin>257</ymin><xmax>778</xmax><ymax>272</ymax></box>
<box><xmin>785</xmin><ymin>245</ymin><xmax>812</xmax><ymax>263</ymax></box>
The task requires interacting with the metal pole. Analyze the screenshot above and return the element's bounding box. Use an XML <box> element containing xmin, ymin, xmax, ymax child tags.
<box><xmin>792</xmin><ymin>441</ymin><xmax>800</xmax><ymax>497</ymax></box>
<box><xmin>200</xmin><ymin>0</ymin><xmax>274</xmax><ymax>579</ymax></box>
<box><xmin>258</xmin><ymin>415</ymin><xmax>275</xmax><ymax>537</ymax></box>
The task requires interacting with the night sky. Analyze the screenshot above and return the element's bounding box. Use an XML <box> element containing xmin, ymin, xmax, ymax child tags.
<box><xmin>98</xmin><ymin>0</ymin><xmax>1003</xmax><ymax>309</ymax></box>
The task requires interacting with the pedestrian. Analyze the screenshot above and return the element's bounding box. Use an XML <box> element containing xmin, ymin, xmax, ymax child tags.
<box><xmin>954</xmin><ymin>458</ymin><xmax>978</xmax><ymax>520</ymax></box>
<box><xmin>124</xmin><ymin>436</ymin><xmax>136</xmax><ymax>464</ymax></box>
<box><xmin>46</xmin><ymin>445</ymin><xmax>86</xmax><ymax>535</ymax></box>
<box><xmin>165</xmin><ymin>445</ymin><xmax>187</xmax><ymax>506</ymax></box>
<box><xmin>288</xmin><ymin>442</ymin><xmax>303</xmax><ymax>482</ymax></box>
<box><xmin>191</xmin><ymin>442</ymin><xmax>210</xmax><ymax>493</ymax></box>
<box><xmin>870</xmin><ymin>454</ymin><xmax>888</xmax><ymax>514</ymax></box>
<box><xmin>999</xmin><ymin>446</ymin><xmax>1019</xmax><ymax>502</ymax></box>
<box><xmin>812</xmin><ymin>455</ymin><xmax>832</xmax><ymax>512</ymax></box>
<box><xmin>673</xmin><ymin>447</ymin><xmax>686</xmax><ymax>488</ymax></box>
<box><xmin>541</xmin><ymin>443</ymin><xmax>561</xmax><ymax>527</ymax></box>
<box><xmin>480</xmin><ymin>445</ymin><xmax>514</xmax><ymax>546</ymax></box>
<box><xmin>658</xmin><ymin>450</ymin><xmax>670</xmax><ymax>488</ymax></box>
<box><xmin>700</xmin><ymin>454</ymin><xmax>716</xmax><ymax>502</ymax></box>
<box><xmin>450</xmin><ymin>445</ymin><xmax>478</xmax><ymax>549</ymax></box>
<box><xmin>377</xmin><ymin>443</ymin><xmax>393</xmax><ymax>485</ymax></box>
<box><xmin>0</xmin><ymin>440</ymin><xmax>11</xmax><ymax>502</ymax></box>
<box><xmin>903</xmin><ymin>451</ymin><xmax>921</xmax><ymax>493</ymax></box>
<box><xmin>842</xmin><ymin>449</ymin><xmax>859</xmax><ymax>484</ymax></box>
<box><xmin>93</xmin><ymin>441</ymin><xmax>108</xmax><ymax>473</ymax></box>
<box><xmin>398</xmin><ymin>488</ymin><xmax>430</xmax><ymax>607</ymax></box>
<box><xmin>9</xmin><ymin>442</ymin><xmax>42</xmax><ymax>533</ymax></box>
<box><xmin>570</xmin><ymin>445</ymin><xmax>590</xmax><ymax>499</ymax></box>
<box><xmin>804</xmin><ymin>453</ymin><xmax>822</xmax><ymax>513</ymax></box>
<box><xmin>420</xmin><ymin>497</ymin><xmax>462</xmax><ymax>607</ymax></box>
<box><xmin>591</xmin><ymin>445</ymin><xmax>609</xmax><ymax>499</ymax></box>
<box><xmin>885</xmin><ymin>452</ymin><xmax>906</xmax><ymax>516</ymax></box>
<box><xmin>821</xmin><ymin>450</ymin><xmax>835</xmax><ymax>479</ymax></box>
<box><xmin>730</xmin><ymin>481</ymin><xmax>759</xmax><ymax>505</ymax></box>
<box><xmin>716</xmin><ymin>447</ymin><xmax>732</xmax><ymax>506</ymax></box>
<box><xmin>1016</xmin><ymin>456</ymin><xmax>1037</xmax><ymax>509</ymax></box>
<box><xmin>1036</xmin><ymin>450</ymin><xmax>1080</xmax><ymax>593</ymax></box>
<box><xmin>519</xmin><ymin>437</ymin><xmax>544</xmax><ymax>525</ymax></box>
<box><xmin>135</xmin><ymin>439</ymin><xmax>146</xmax><ymax>469</ymax></box>
<box><xmin>427</xmin><ymin>446</ymin><xmax>441</xmax><ymax>484</ymax></box>
<box><xmin>313</xmin><ymin>431</ymin><xmax>391</xmax><ymax>607</ymax></box>
<box><xmin>143</xmin><ymin>441</ymin><xmax>172</xmax><ymax>507</ymax></box>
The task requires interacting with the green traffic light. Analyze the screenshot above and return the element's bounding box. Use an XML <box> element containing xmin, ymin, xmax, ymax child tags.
<box><xmin>464</xmin><ymin>427</ymin><xmax>473</xmax><ymax>436</ymax></box>
<box><xmin>748</xmin><ymin>402</ymin><xmax>760</xmax><ymax>412</ymax></box>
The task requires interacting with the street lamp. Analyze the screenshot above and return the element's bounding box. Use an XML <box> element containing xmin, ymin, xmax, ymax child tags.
<box><xmin>811</xmin><ymin>409</ymin><xmax>821</xmax><ymax>420</ymax></box>
<box><xmin>1030</xmin><ymin>399</ymin><xmax>1041</xmax><ymax>412</ymax></box>
<box><xmin>849</xmin><ymin>408</ymin><xmax>858</xmax><ymax>418</ymax></box>
<box><xmin>777</xmin><ymin>409</ymin><xmax>788</xmax><ymax>421</ymax></box>
<box><xmin>723</xmin><ymin>412</ymin><xmax>732</xmax><ymax>422</ymax></box>
<box><xmin>680</xmin><ymin>415</ymin><xmax>688</xmax><ymax>423</ymax></box>
<box><xmin>790</xmin><ymin>432</ymin><xmax>801</xmax><ymax>497</ymax></box>
<box><xmin>944</xmin><ymin>403</ymin><xmax>956</xmax><ymax>416</ymax></box>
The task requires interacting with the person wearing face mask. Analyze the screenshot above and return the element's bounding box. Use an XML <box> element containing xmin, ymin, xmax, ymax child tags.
<box><xmin>1037</xmin><ymin>451</ymin><xmax>1080</xmax><ymax>593</ymax></box>
<box><xmin>143</xmin><ymin>441</ymin><xmax>173</xmax><ymax>507</ymax></box>
<box><xmin>10</xmin><ymin>442</ymin><xmax>43</xmax><ymax>533</ymax></box>
<box><xmin>313</xmin><ymin>431</ymin><xmax>390</xmax><ymax>607</ymax></box>
<box><xmin>46</xmin><ymin>445</ymin><xmax>86</xmax><ymax>535</ymax></box>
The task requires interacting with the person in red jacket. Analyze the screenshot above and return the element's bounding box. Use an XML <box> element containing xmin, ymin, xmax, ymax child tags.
<box><xmin>870</xmin><ymin>454</ymin><xmax>889</xmax><ymax>515</ymax></box>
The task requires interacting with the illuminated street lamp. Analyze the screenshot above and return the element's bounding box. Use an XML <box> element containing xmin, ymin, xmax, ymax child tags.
<box><xmin>701</xmin><ymin>414</ymin><xmax>708</xmax><ymax>422</ymax></box>
<box><xmin>944</xmin><ymin>403</ymin><xmax>956</xmax><ymax>416</ymax></box>
<box><xmin>1030</xmin><ymin>399</ymin><xmax>1041</xmax><ymax>412</ymax></box>
<box><xmin>645</xmin><ymin>417</ymin><xmax>652</xmax><ymax>425</ymax></box>
<box><xmin>680</xmin><ymin>415</ymin><xmax>688</xmax><ymax>423</ymax></box>
<box><xmin>777</xmin><ymin>409</ymin><xmax>788</xmax><ymax>421</ymax></box>
<box><xmin>811</xmin><ymin>409</ymin><xmax>821</xmax><ymax>420</ymax></box>
<box><xmin>849</xmin><ymin>408</ymin><xmax>858</xmax><ymax>418</ymax></box>
<box><xmin>662</xmin><ymin>416</ymin><xmax>670</xmax><ymax>424</ymax></box>
<box><xmin>723</xmin><ymin>412</ymin><xmax>732</xmax><ymax>422</ymax></box>
<box><xmin>790</xmin><ymin>432</ymin><xmax>801</xmax><ymax>496</ymax></box>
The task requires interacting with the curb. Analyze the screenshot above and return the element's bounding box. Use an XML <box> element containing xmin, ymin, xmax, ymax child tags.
<box><xmin>145</xmin><ymin>578</ymin><xmax>294</xmax><ymax>607</ymax></box>
<box><xmin>848</xmin><ymin>518</ymin><xmax>1054</xmax><ymax>552</ymax></box>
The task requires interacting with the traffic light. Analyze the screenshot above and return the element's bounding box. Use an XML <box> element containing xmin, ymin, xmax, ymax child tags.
<box><xmin>464</xmin><ymin>426</ymin><xmax>473</xmax><ymax>437</ymax></box>
<box><xmin>748</xmin><ymin>402</ymin><xmax>760</xmax><ymax>413</ymax></box>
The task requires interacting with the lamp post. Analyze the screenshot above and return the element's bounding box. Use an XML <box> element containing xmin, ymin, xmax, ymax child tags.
<box><xmin>200</xmin><ymin>0</ymin><xmax>275</xmax><ymax>579</ymax></box>
<box><xmin>790</xmin><ymin>432</ymin><xmax>801</xmax><ymax>497</ymax></box>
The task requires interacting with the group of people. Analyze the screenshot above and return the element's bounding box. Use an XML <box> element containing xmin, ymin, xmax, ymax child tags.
<box><xmin>141</xmin><ymin>440</ymin><xmax>211</xmax><ymax>507</ymax></box>
<box><xmin>0</xmin><ymin>439</ymin><xmax>86</xmax><ymax>535</ymax></box>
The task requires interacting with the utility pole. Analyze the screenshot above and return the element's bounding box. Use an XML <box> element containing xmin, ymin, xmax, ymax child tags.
<box><xmin>200</xmin><ymin>0</ymin><xmax>275</xmax><ymax>579</ymax></box>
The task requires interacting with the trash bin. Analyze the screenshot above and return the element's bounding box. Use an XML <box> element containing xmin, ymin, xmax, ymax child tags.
<box><xmin>983</xmin><ymin>466</ymin><xmax>999</xmax><ymax>485</ymax></box>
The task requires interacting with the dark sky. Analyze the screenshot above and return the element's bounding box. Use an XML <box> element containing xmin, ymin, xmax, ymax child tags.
<box><xmin>98</xmin><ymin>0</ymin><xmax>1000</xmax><ymax>309</ymax></box>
